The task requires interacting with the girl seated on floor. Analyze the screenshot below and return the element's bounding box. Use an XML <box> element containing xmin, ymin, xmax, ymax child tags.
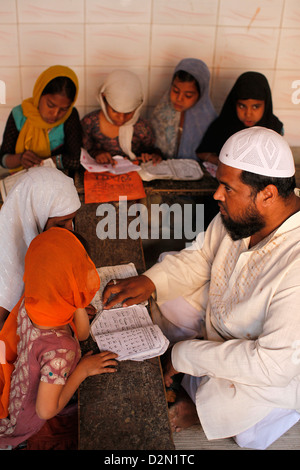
<box><xmin>197</xmin><ymin>71</ymin><xmax>284</xmax><ymax>165</ymax></box>
<box><xmin>0</xmin><ymin>227</ymin><xmax>118</xmax><ymax>450</ymax></box>
<box><xmin>0</xmin><ymin>65</ymin><xmax>82</xmax><ymax>172</ymax></box>
<box><xmin>150</xmin><ymin>58</ymin><xmax>216</xmax><ymax>160</ymax></box>
<box><xmin>81</xmin><ymin>69</ymin><xmax>162</xmax><ymax>165</ymax></box>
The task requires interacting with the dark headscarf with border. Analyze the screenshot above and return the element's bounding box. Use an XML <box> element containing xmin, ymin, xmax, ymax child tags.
<box><xmin>197</xmin><ymin>71</ymin><xmax>283</xmax><ymax>156</ymax></box>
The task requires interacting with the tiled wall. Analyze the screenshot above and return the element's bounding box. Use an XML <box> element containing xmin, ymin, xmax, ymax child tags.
<box><xmin>0</xmin><ymin>0</ymin><xmax>299</xmax><ymax>149</ymax></box>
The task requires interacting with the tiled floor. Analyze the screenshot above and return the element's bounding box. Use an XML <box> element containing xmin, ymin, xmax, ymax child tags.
<box><xmin>173</xmin><ymin>421</ymin><xmax>300</xmax><ymax>450</ymax></box>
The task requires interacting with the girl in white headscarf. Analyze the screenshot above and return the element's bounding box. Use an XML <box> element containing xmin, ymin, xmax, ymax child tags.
<box><xmin>81</xmin><ymin>70</ymin><xmax>162</xmax><ymax>165</ymax></box>
<box><xmin>0</xmin><ymin>166</ymin><xmax>81</xmax><ymax>329</ymax></box>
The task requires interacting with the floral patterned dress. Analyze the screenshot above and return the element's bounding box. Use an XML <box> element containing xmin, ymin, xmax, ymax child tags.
<box><xmin>0</xmin><ymin>301</ymin><xmax>81</xmax><ymax>449</ymax></box>
<box><xmin>81</xmin><ymin>109</ymin><xmax>160</xmax><ymax>160</ymax></box>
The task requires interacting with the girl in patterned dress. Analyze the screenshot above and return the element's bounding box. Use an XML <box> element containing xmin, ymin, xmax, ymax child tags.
<box><xmin>81</xmin><ymin>69</ymin><xmax>162</xmax><ymax>165</ymax></box>
<box><xmin>0</xmin><ymin>227</ymin><xmax>117</xmax><ymax>449</ymax></box>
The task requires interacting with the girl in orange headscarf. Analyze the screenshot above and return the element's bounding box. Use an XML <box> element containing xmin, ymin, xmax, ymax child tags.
<box><xmin>0</xmin><ymin>227</ymin><xmax>117</xmax><ymax>449</ymax></box>
<box><xmin>0</xmin><ymin>65</ymin><xmax>82</xmax><ymax>171</ymax></box>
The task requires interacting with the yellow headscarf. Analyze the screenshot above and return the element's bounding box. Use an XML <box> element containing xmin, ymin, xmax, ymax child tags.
<box><xmin>15</xmin><ymin>65</ymin><xmax>79</xmax><ymax>158</ymax></box>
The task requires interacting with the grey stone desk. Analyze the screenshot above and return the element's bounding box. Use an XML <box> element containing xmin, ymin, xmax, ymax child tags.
<box><xmin>75</xmin><ymin>201</ymin><xmax>174</xmax><ymax>450</ymax></box>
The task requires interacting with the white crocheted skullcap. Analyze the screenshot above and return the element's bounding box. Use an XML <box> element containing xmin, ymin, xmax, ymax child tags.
<box><xmin>219</xmin><ymin>126</ymin><xmax>295</xmax><ymax>177</ymax></box>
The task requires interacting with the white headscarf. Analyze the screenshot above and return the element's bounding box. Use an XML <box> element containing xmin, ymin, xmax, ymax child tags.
<box><xmin>219</xmin><ymin>127</ymin><xmax>295</xmax><ymax>177</ymax></box>
<box><xmin>97</xmin><ymin>70</ymin><xmax>144</xmax><ymax>160</ymax></box>
<box><xmin>0</xmin><ymin>166</ymin><xmax>81</xmax><ymax>311</ymax></box>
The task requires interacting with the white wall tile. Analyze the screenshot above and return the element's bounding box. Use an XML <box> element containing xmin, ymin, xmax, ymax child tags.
<box><xmin>219</xmin><ymin>0</ymin><xmax>284</xmax><ymax>27</ymax></box>
<box><xmin>0</xmin><ymin>25</ymin><xmax>19</xmax><ymax>66</ymax></box>
<box><xmin>86</xmin><ymin>0</ymin><xmax>151</xmax><ymax>24</ymax></box>
<box><xmin>215</xmin><ymin>27</ymin><xmax>280</xmax><ymax>69</ymax></box>
<box><xmin>0</xmin><ymin>0</ymin><xmax>17</xmax><ymax>23</ymax></box>
<box><xmin>0</xmin><ymin>67</ymin><xmax>21</xmax><ymax>106</ymax></box>
<box><xmin>152</xmin><ymin>0</ymin><xmax>218</xmax><ymax>25</ymax></box>
<box><xmin>85</xmin><ymin>67</ymin><xmax>111</xmax><ymax>108</ymax></box>
<box><xmin>150</xmin><ymin>25</ymin><xmax>215</xmax><ymax>68</ymax></box>
<box><xmin>20</xmin><ymin>67</ymin><xmax>50</xmax><ymax>97</ymax></box>
<box><xmin>0</xmin><ymin>0</ymin><xmax>299</xmax><ymax>145</ymax></box>
<box><xmin>276</xmin><ymin>109</ymin><xmax>300</xmax><ymax>146</ymax></box>
<box><xmin>282</xmin><ymin>0</ymin><xmax>300</xmax><ymax>27</ymax></box>
<box><xmin>148</xmin><ymin>66</ymin><xmax>174</xmax><ymax>107</ymax></box>
<box><xmin>86</xmin><ymin>24</ymin><xmax>150</xmax><ymax>67</ymax></box>
<box><xmin>19</xmin><ymin>24</ymin><xmax>84</xmax><ymax>66</ymax></box>
<box><xmin>211</xmin><ymin>68</ymin><xmax>241</xmax><ymax>110</ymax></box>
<box><xmin>17</xmin><ymin>0</ymin><xmax>84</xmax><ymax>23</ymax></box>
<box><xmin>273</xmin><ymin>70</ymin><xmax>300</xmax><ymax>110</ymax></box>
<box><xmin>277</xmin><ymin>29</ymin><xmax>300</xmax><ymax>70</ymax></box>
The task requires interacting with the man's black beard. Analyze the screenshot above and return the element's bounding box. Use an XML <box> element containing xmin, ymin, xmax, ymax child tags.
<box><xmin>220</xmin><ymin>205</ymin><xmax>266</xmax><ymax>241</ymax></box>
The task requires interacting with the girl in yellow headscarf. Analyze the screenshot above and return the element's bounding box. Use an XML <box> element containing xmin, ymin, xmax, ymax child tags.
<box><xmin>0</xmin><ymin>227</ymin><xmax>118</xmax><ymax>450</ymax></box>
<box><xmin>0</xmin><ymin>65</ymin><xmax>82</xmax><ymax>172</ymax></box>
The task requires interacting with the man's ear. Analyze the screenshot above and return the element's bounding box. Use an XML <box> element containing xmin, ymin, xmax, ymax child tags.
<box><xmin>259</xmin><ymin>184</ymin><xmax>278</xmax><ymax>207</ymax></box>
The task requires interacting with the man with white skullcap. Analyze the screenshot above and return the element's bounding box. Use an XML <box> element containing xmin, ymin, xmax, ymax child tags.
<box><xmin>103</xmin><ymin>127</ymin><xmax>300</xmax><ymax>449</ymax></box>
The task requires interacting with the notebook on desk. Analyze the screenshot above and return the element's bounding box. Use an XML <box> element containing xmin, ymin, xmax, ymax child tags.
<box><xmin>139</xmin><ymin>158</ymin><xmax>204</xmax><ymax>181</ymax></box>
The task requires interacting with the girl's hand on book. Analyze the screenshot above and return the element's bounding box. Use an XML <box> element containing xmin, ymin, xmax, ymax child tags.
<box><xmin>80</xmin><ymin>350</ymin><xmax>118</xmax><ymax>377</ymax></box>
<box><xmin>95</xmin><ymin>152</ymin><xmax>115</xmax><ymax>166</ymax></box>
<box><xmin>138</xmin><ymin>153</ymin><xmax>162</xmax><ymax>164</ymax></box>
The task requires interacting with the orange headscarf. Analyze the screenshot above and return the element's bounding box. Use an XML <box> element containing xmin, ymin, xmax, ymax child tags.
<box><xmin>0</xmin><ymin>227</ymin><xmax>99</xmax><ymax>418</ymax></box>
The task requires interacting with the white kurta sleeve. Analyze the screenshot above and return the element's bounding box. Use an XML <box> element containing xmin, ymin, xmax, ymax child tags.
<box><xmin>144</xmin><ymin>214</ymin><xmax>226</xmax><ymax>305</ymax></box>
<box><xmin>172</xmin><ymin>260</ymin><xmax>300</xmax><ymax>388</ymax></box>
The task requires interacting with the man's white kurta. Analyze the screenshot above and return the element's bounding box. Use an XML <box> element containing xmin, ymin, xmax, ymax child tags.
<box><xmin>145</xmin><ymin>212</ymin><xmax>300</xmax><ymax>439</ymax></box>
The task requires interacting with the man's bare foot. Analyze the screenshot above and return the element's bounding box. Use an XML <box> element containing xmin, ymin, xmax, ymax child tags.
<box><xmin>168</xmin><ymin>388</ymin><xmax>199</xmax><ymax>432</ymax></box>
<box><xmin>161</xmin><ymin>348</ymin><xmax>179</xmax><ymax>387</ymax></box>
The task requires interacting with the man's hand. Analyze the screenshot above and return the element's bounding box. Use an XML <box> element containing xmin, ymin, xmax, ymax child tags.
<box><xmin>102</xmin><ymin>274</ymin><xmax>155</xmax><ymax>309</ymax></box>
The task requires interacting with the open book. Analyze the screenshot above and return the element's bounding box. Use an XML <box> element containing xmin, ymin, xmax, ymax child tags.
<box><xmin>0</xmin><ymin>158</ymin><xmax>55</xmax><ymax>201</ymax></box>
<box><xmin>90</xmin><ymin>263</ymin><xmax>169</xmax><ymax>361</ymax></box>
<box><xmin>91</xmin><ymin>304</ymin><xmax>169</xmax><ymax>361</ymax></box>
<box><xmin>139</xmin><ymin>158</ymin><xmax>203</xmax><ymax>181</ymax></box>
<box><xmin>80</xmin><ymin>148</ymin><xmax>141</xmax><ymax>175</ymax></box>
